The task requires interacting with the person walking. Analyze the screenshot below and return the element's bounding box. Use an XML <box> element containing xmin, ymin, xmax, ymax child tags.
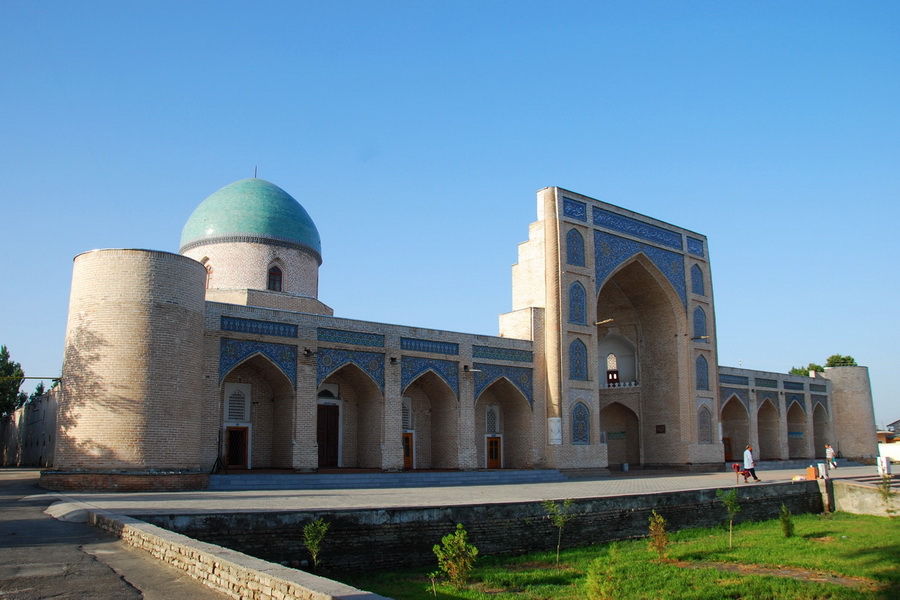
<box><xmin>743</xmin><ymin>444</ymin><xmax>761</xmax><ymax>483</ymax></box>
<box><xmin>825</xmin><ymin>444</ymin><xmax>837</xmax><ymax>469</ymax></box>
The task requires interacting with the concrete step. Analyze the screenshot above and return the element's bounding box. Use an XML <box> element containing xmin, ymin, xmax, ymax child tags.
<box><xmin>726</xmin><ymin>458</ymin><xmax>861</xmax><ymax>471</ymax></box>
<box><xmin>207</xmin><ymin>469</ymin><xmax>567</xmax><ymax>491</ymax></box>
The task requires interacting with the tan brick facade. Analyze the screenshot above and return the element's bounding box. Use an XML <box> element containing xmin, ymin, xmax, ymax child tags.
<box><xmin>44</xmin><ymin>181</ymin><xmax>878</xmax><ymax>488</ymax></box>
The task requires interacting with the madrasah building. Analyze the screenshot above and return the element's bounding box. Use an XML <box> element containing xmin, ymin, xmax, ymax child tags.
<box><xmin>44</xmin><ymin>178</ymin><xmax>878</xmax><ymax>489</ymax></box>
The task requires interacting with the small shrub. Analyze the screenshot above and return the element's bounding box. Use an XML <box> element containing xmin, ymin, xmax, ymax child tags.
<box><xmin>876</xmin><ymin>473</ymin><xmax>896</xmax><ymax>518</ymax></box>
<box><xmin>433</xmin><ymin>523</ymin><xmax>478</xmax><ymax>588</ymax></box>
<box><xmin>302</xmin><ymin>517</ymin><xmax>330</xmax><ymax>568</ymax></box>
<box><xmin>585</xmin><ymin>543</ymin><xmax>619</xmax><ymax>600</ymax></box>
<box><xmin>779</xmin><ymin>503</ymin><xmax>795</xmax><ymax>538</ymax></box>
<box><xmin>647</xmin><ymin>509</ymin><xmax>669</xmax><ymax>559</ymax></box>
<box><xmin>542</xmin><ymin>498</ymin><xmax>575</xmax><ymax>567</ymax></box>
<box><xmin>716</xmin><ymin>488</ymin><xmax>741</xmax><ymax>549</ymax></box>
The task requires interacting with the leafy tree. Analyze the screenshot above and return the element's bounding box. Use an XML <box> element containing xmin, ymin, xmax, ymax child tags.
<box><xmin>788</xmin><ymin>363</ymin><xmax>823</xmax><ymax>376</ymax></box>
<box><xmin>825</xmin><ymin>354</ymin><xmax>857</xmax><ymax>367</ymax></box>
<box><xmin>433</xmin><ymin>523</ymin><xmax>478</xmax><ymax>588</ymax></box>
<box><xmin>302</xmin><ymin>517</ymin><xmax>330</xmax><ymax>568</ymax></box>
<box><xmin>647</xmin><ymin>510</ymin><xmax>669</xmax><ymax>559</ymax></box>
<box><xmin>0</xmin><ymin>345</ymin><xmax>27</xmax><ymax>416</ymax></box>
<box><xmin>30</xmin><ymin>381</ymin><xmax>46</xmax><ymax>401</ymax></box>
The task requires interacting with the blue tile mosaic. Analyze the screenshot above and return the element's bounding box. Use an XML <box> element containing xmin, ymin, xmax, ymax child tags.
<box><xmin>221</xmin><ymin>316</ymin><xmax>298</xmax><ymax>338</ymax></box>
<box><xmin>720</xmin><ymin>374</ymin><xmax>749</xmax><ymax>386</ymax></box>
<box><xmin>720</xmin><ymin>387</ymin><xmax>750</xmax><ymax>409</ymax></box>
<box><xmin>786</xmin><ymin>395</ymin><xmax>805</xmax><ymax>413</ymax></box>
<box><xmin>569</xmin><ymin>339</ymin><xmax>588</xmax><ymax>381</ymax></box>
<box><xmin>317</xmin><ymin>348</ymin><xmax>385</xmax><ymax>391</ymax></box>
<box><xmin>784</xmin><ymin>381</ymin><xmax>805</xmax><ymax>391</ymax></box>
<box><xmin>812</xmin><ymin>394</ymin><xmax>828</xmax><ymax>409</ymax></box>
<box><xmin>691</xmin><ymin>264</ymin><xmax>705</xmax><ymax>296</ymax></box>
<box><xmin>593</xmin><ymin>208</ymin><xmax>683</xmax><ymax>250</ymax></box>
<box><xmin>472</xmin><ymin>346</ymin><xmax>533</xmax><ymax>363</ymax></box>
<box><xmin>566</xmin><ymin>228</ymin><xmax>585</xmax><ymax>267</ymax></box>
<box><xmin>400</xmin><ymin>338</ymin><xmax>459</xmax><ymax>356</ymax></box>
<box><xmin>756</xmin><ymin>390</ymin><xmax>780</xmax><ymax>412</ymax></box>
<box><xmin>401</xmin><ymin>356</ymin><xmax>459</xmax><ymax>397</ymax></box>
<box><xmin>594</xmin><ymin>231</ymin><xmax>687</xmax><ymax>308</ymax></box>
<box><xmin>568</xmin><ymin>281</ymin><xmax>587</xmax><ymax>325</ymax></box>
<box><xmin>562</xmin><ymin>197</ymin><xmax>587</xmax><ymax>222</ymax></box>
<box><xmin>810</xmin><ymin>383</ymin><xmax>827</xmax><ymax>393</ymax></box>
<box><xmin>473</xmin><ymin>363</ymin><xmax>534</xmax><ymax>407</ymax></box>
<box><xmin>317</xmin><ymin>328</ymin><xmax>385</xmax><ymax>347</ymax></box>
<box><xmin>696</xmin><ymin>355</ymin><xmax>709</xmax><ymax>390</ymax></box>
<box><xmin>572</xmin><ymin>403</ymin><xmax>590</xmax><ymax>444</ymax></box>
<box><xmin>220</xmin><ymin>338</ymin><xmax>297</xmax><ymax>387</ymax></box>
<box><xmin>755</xmin><ymin>378</ymin><xmax>778</xmax><ymax>388</ymax></box>
<box><xmin>693</xmin><ymin>307</ymin><xmax>707</xmax><ymax>340</ymax></box>
<box><xmin>687</xmin><ymin>237</ymin><xmax>705</xmax><ymax>257</ymax></box>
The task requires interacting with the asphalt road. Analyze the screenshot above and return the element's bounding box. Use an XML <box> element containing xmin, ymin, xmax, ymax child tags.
<box><xmin>0</xmin><ymin>469</ymin><xmax>229</xmax><ymax>600</ymax></box>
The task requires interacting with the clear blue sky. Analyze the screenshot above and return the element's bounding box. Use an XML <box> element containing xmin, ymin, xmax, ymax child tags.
<box><xmin>2</xmin><ymin>1</ymin><xmax>897</xmax><ymax>428</ymax></box>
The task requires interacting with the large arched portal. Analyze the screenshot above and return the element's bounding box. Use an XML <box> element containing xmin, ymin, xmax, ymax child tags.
<box><xmin>599</xmin><ymin>402</ymin><xmax>640</xmax><ymax>468</ymax></box>
<box><xmin>720</xmin><ymin>396</ymin><xmax>749</xmax><ymax>462</ymax></box>
<box><xmin>786</xmin><ymin>400</ymin><xmax>808</xmax><ymax>459</ymax></box>
<box><xmin>475</xmin><ymin>378</ymin><xmax>532</xmax><ymax>469</ymax></box>
<box><xmin>402</xmin><ymin>371</ymin><xmax>459</xmax><ymax>469</ymax></box>
<box><xmin>221</xmin><ymin>354</ymin><xmax>295</xmax><ymax>469</ymax></box>
<box><xmin>757</xmin><ymin>399</ymin><xmax>781</xmax><ymax>460</ymax></box>
<box><xmin>596</xmin><ymin>255</ymin><xmax>685</xmax><ymax>465</ymax></box>
<box><xmin>319</xmin><ymin>364</ymin><xmax>384</xmax><ymax>469</ymax></box>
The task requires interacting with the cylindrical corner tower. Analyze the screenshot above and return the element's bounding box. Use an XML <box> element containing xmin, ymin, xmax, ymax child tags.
<box><xmin>179</xmin><ymin>178</ymin><xmax>322</xmax><ymax>298</ymax></box>
<box><xmin>56</xmin><ymin>249</ymin><xmax>207</xmax><ymax>471</ymax></box>
<box><xmin>820</xmin><ymin>365</ymin><xmax>878</xmax><ymax>460</ymax></box>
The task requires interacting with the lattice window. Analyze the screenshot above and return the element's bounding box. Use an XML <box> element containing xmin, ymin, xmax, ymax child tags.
<box><xmin>227</xmin><ymin>389</ymin><xmax>248</xmax><ymax>421</ymax></box>
<box><xmin>572</xmin><ymin>403</ymin><xmax>590</xmax><ymax>444</ymax></box>
<box><xmin>486</xmin><ymin>406</ymin><xmax>499</xmax><ymax>434</ymax></box>
<box><xmin>569</xmin><ymin>339</ymin><xmax>588</xmax><ymax>381</ymax></box>
<box><xmin>566</xmin><ymin>228</ymin><xmax>585</xmax><ymax>267</ymax></box>
<box><xmin>401</xmin><ymin>398</ymin><xmax>412</xmax><ymax>431</ymax></box>
<box><xmin>568</xmin><ymin>281</ymin><xmax>587</xmax><ymax>325</ymax></box>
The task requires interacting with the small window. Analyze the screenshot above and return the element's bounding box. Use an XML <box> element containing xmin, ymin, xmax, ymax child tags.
<box><xmin>696</xmin><ymin>355</ymin><xmax>709</xmax><ymax>391</ymax></box>
<box><xmin>698</xmin><ymin>406</ymin><xmax>712</xmax><ymax>444</ymax></box>
<box><xmin>569</xmin><ymin>339</ymin><xmax>588</xmax><ymax>381</ymax></box>
<box><xmin>267</xmin><ymin>266</ymin><xmax>283</xmax><ymax>292</ymax></box>
<box><xmin>691</xmin><ymin>264</ymin><xmax>705</xmax><ymax>296</ymax></box>
<box><xmin>566</xmin><ymin>229</ymin><xmax>585</xmax><ymax>267</ymax></box>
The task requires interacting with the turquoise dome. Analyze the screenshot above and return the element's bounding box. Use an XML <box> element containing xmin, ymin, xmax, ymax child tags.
<box><xmin>180</xmin><ymin>178</ymin><xmax>322</xmax><ymax>263</ymax></box>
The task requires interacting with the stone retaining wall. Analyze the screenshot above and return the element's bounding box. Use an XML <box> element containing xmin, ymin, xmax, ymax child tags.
<box><xmin>88</xmin><ymin>508</ymin><xmax>389</xmax><ymax>600</ymax></box>
<box><xmin>143</xmin><ymin>481</ymin><xmax>824</xmax><ymax>574</ymax></box>
<box><xmin>41</xmin><ymin>471</ymin><xmax>209</xmax><ymax>492</ymax></box>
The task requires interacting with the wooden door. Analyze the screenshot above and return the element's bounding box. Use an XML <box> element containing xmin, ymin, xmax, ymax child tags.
<box><xmin>225</xmin><ymin>426</ymin><xmax>248</xmax><ymax>469</ymax></box>
<box><xmin>402</xmin><ymin>432</ymin><xmax>414</xmax><ymax>469</ymax></box>
<box><xmin>487</xmin><ymin>436</ymin><xmax>501</xmax><ymax>469</ymax></box>
<box><xmin>317</xmin><ymin>404</ymin><xmax>340</xmax><ymax>467</ymax></box>
<box><xmin>723</xmin><ymin>437</ymin><xmax>733</xmax><ymax>462</ymax></box>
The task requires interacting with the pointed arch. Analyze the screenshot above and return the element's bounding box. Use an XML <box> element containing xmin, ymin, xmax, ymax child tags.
<box><xmin>757</xmin><ymin>398</ymin><xmax>781</xmax><ymax>460</ymax></box>
<box><xmin>568</xmin><ymin>281</ymin><xmax>587</xmax><ymax>325</ymax></box>
<box><xmin>319</xmin><ymin>361</ymin><xmax>385</xmax><ymax>469</ymax></box>
<box><xmin>267</xmin><ymin>265</ymin><xmax>283</xmax><ymax>291</ymax></box>
<box><xmin>599</xmin><ymin>402</ymin><xmax>640</xmax><ymax>467</ymax></box>
<box><xmin>720</xmin><ymin>395</ymin><xmax>749</xmax><ymax>461</ymax></box>
<box><xmin>475</xmin><ymin>378</ymin><xmax>532</xmax><ymax>468</ymax></box>
<box><xmin>786</xmin><ymin>399</ymin><xmax>808</xmax><ymax>459</ymax></box>
<box><xmin>403</xmin><ymin>370</ymin><xmax>459</xmax><ymax>469</ymax></box>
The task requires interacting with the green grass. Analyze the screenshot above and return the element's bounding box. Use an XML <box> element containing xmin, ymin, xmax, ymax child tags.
<box><xmin>342</xmin><ymin>513</ymin><xmax>900</xmax><ymax>599</ymax></box>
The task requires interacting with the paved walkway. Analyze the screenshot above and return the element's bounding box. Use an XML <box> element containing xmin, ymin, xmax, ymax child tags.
<box><xmin>44</xmin><ymin>465</ymin><xmax>885</xmax><ymax>520</ymax></box>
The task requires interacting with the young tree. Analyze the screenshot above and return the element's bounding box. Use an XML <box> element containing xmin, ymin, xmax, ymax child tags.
<box><xmin>433</xmin><ymin>523</ymin><xmax>478</xmax><ymax>588</ymax></box>
<box><xmin>543</xmin><ymin>498</ymin><xmax>575</xmax><ymax>567</ymax></box>
<box><xmin>0</xmin><ymin>345</ymin><xmax>27</xmax><ymax>416</ymax></box>
<box><xmin>302</xmin><ymin>517</ymin><xmax>330</xmax><ymax>568</ymax></box>
<box><xmin>716</xmin><ymin>488</ymin><xmax>741</xmax><ymax>549</ymax></box>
